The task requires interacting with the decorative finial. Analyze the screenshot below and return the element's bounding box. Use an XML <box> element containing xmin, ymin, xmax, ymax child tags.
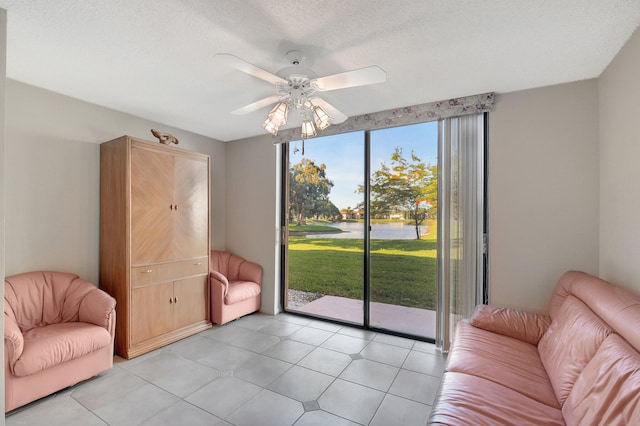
<box><xmin>151</xmin><ymin>129</ymin><xmax>179</xmax><ymax>145</ymax></box>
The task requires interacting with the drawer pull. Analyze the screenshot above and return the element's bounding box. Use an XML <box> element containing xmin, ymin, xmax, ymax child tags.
<box><xmin>140</xmin><ymin>269</ymin><xmax>153</xmax><ymax>274</ymax></box>
<box><xmin>193</xmin><ymin>262</ymin><xmax>202</xmax><ymax>266</ymax></box>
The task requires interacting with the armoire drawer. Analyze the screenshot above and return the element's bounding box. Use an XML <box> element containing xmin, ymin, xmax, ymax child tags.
<box><xmin>131</xmin><ymin>257</ymin><xmax>208</xmax><ymax>287</ymax></box>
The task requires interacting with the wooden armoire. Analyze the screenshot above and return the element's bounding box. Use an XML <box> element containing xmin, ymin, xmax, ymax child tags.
<box><xmin>99</xmin><ymin>136</ymin><xmax>211</xmax><ymax>359</ymax></box>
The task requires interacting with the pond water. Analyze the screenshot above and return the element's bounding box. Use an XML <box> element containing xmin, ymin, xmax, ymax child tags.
<box><xmin>306</xmin><ymin>221</ymin><xmax>426</xmax><ymax>240</ymax></box>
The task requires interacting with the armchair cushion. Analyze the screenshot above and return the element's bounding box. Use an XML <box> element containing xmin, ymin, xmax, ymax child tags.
<box><xmin>226</xmin><ymin>282</ymin><xmax>261</xmax><ymax>305</ymax></box>
<box><xmin>13</xmin><ymin>322</ymin><xmax>111</xmax><ymax>377</ymax></box>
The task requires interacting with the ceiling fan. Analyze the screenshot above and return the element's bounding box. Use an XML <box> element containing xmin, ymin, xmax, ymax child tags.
<box><xmin>213</xmin><ymin>51</ymin><xmax>386</xmax><ymax>138</ymax></box>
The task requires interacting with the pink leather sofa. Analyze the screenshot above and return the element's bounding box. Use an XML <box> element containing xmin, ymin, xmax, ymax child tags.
<box><xmin>209</xmin><ymin>250</ymin><xmax>263</xmax><ymax>325</ymax></box>
<box><xmin>430</xmin><ymin>270</ymin><xmax>640</xmax><ymax>425</ymax></box>
<box><xmin>4</xmin><ymin>271</ymin><xmax>116</xmax><ymax>412</ymax></box>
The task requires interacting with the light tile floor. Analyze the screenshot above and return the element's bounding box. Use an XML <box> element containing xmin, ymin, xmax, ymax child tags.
<box><xmin>5</xmin><ymin>313</ymin><xmax>446</xmax><ymax>426</ymax></box>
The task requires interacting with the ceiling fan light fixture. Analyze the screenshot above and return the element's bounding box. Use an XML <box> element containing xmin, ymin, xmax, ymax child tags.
<box><xmin>262</xmin><ymin>117</ymin><xmax>279</xmax><ymax>136</ymax></box>
<box><xmin>312</xmin><ymin>105</ymin><xmax>332</xmax><ymax>130</ymax></box>
<box><xmin>220</xmin><ymin>52</ymin><xmax>386</xmax><ymax>140</ymax></box>
<box><xmin>268</xmin><ymin>101</ymin><xmax>289</xmax><ymax>126</ymax></box>
<box><xmin>301</xmin><ymin>118</ymin><xmax>317</xmax><ymax>139</ymax></box>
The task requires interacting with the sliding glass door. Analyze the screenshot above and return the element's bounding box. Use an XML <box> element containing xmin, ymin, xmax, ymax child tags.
<box><xmin>368</xmin><ymin>123</ymin><xmax>438</xmax><ymax>337</ymax></box>
<box><xmin>284</xmin><ymin>132</ymin><xmax>365</xmax><ymax>326</ymax></box>
<box><xmin>282</xmin><ymin>115</ymin><xmax>485</xmax><ymax>342</ymax></box>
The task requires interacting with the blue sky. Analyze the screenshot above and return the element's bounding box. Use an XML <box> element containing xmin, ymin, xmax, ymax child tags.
<box><xmin>290</xmin><ymin>121</ymin><xmax>438</xmax><ymax>210</ymax></box>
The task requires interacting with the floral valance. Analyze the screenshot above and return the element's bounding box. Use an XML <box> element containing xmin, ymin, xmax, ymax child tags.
<box><xmin>272</xmin><ymin>92</ymin><xmax>494</xmax><ymax>144</ymax></box>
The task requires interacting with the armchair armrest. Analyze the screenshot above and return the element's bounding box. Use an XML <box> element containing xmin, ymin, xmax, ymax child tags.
<box><xmin>470</xmin><ymin>304</ymin><xmax>551</xmax><ymax>345</ymax></box>
<box><xmin>210</xmin><ymin>271</ymin><xmax>229</xmax><ymax>297</ymax></box>
<box><xmin>79</xmin><ymin>288</ymin><xmax>116</xmax><ymax>331</ymax></box>
<box><xmin>4</xmin><ymin>311</ymin><xmax>24</xmax><ymax>371</ymax></box>
<box><xmin>238</xmin><ymin>261</ymin><xmax>263</xmax><ymax>286</ymax></box>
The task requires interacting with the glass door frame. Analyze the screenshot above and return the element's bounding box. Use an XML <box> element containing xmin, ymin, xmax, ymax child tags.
<box><xmin>279</xmin><ymin>119</ymin><xmax>488</xmax><ymax>343</ymax></box>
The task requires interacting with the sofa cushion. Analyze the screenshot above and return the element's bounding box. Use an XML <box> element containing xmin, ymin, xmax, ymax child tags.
<box><xmin>562</xmin><ymin>334</ymin><xmax>640</xmax><ymax>425</ymax></box>
<box><xmin>538</xmin><ymin>295</ymin><xmax>612</xmax><ymax>405</ymax></box>
<box><xmin>471</xmin><ymin>304</ymin><xmax>551</xmax><ymax>345</ymax></box>
<box><xmin>429</xmin><ymin>372</ymin><xmax>564</xmax><ymax>426</ymax></box>
<box><xmin>225</xmin><ymin>281</ymin><xmax>261</xmax><ymax>305</ymax></box>
<box><xmin>446</xmin><ymin>321</ymin><xmax>559</xmax><ymax>408</ymax></box>
<box><xmin>13</xmin><ymin>322</ymin><xmax>112</xmax><ymax>377</ymax></box>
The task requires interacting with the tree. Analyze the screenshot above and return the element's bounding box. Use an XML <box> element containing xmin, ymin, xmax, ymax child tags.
<box><xmin>364</xmin><ymin>147</ymin><xmax>437</xmax><ymax>239</ymax></box>
<box><xmin>314</xmin><ymin>200</ymin><xmax>342</xmax><ymax>222</ymax></box>
<box><xmin>289</xmin><ymin>158</ymin><xmax>334</xmax><ymax>225</ymax></box>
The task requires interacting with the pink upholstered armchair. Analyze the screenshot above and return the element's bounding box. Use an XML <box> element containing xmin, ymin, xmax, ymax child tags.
<box><xmin>209</xmin><ymin>250</ymin><xmax>263</xmax><ymax>325</ymax></box>
<box><xmin>4</xmin><ymin>271</ymin><xmax>116</xmax><ymax>412</ymax></box>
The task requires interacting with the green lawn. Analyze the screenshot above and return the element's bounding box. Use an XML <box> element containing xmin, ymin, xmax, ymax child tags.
<box><xmin>288</xmin><ymin>220</ymin><xmax>437</xmax><ymax>310</ymax></box>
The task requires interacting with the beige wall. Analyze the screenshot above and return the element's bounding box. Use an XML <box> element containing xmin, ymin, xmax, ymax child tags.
<box><xmin>488</xmin><ymin>80</ymin><xmax>600</xmax><ymax>311</ymax></box>
<box><xmin>599</xmin><ymin>28</ymin><xmax>640</xmax><ymax>292</ymax></box>
<box><xmin>5</xmin><ymin>80</ymin><xmax>226</xmax><ymax>285</ymax></box>
<box><xmin>225</xmin><ymin>134</ymin><xmax>281</xmax><ymax>315</ymax></box>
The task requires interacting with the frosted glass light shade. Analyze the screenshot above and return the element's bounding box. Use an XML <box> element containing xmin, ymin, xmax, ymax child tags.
<box><xmin>268</xmin><ymin>102</ymin><xmax>289</xmax><ymax>126</ymax></box>
<box><xmin>262</xmin><ymin>117</ymin><xmax>279</xmax><ymax>135</ymax></box>
<box><xmin>301</xmin><ymin>119</ymin><xmax>317</xmax><ymax>138</ymax></box>
<box><xmin>313</xmin><ymin>105</ymin><xmax>332</xmax><ymax>130</ymax></box>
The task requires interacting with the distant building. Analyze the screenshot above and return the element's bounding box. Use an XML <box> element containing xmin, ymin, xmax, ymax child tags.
<box><xmin>341</xmin><ymin>209</ymin><xmax>364</xmax><ymax>220</ymax></box>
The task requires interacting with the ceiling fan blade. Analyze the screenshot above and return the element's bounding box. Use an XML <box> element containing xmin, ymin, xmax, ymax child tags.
<box><xmin>309</xmin><ymin>97</ymin><xmax>349</xmax><ymax>124</ymax></box>
<box><xmin>213</xmin><ymin>53</ymin><xmax>287</xmax><ymax>85</ymax></box>
<box><xmin>311</xmin><ymin>66</ymin><xmax>386</xmax><ymax>92</ymax></box>
<box><xmin>231</xmin><ymin>95</ymin><xmax>281</xmax><ymax>115</ymax></box>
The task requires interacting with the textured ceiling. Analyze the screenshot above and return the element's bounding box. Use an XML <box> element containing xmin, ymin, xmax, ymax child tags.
<box><xmin>1</xmin><ymin>0</ymin><xmax>639</xmax><ymax>142</ymax></box>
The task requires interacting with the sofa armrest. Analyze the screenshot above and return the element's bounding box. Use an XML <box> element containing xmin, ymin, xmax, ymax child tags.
<box><xmin>470</xmin><ymin>305</ymin><xmax>551</xmax><ymax>345</ymax></box>
<box><xmin>238</xmin><ymin>261</ymin><xmax>263</xmax><ymax>286</ymax></box>
<box><xmin>210</xmin><ymin>271</ymin><xmax>229</xmax><ymax>297</ymax></box>
<box><xmin>4</xmin><ymin>312</ymin><xmax>24</xmax><ymax>370</ymax></box>
<box><xmin>79</xmin><ymin>288</ymin><xmax>116</xmax><ymax>331</ymax></box>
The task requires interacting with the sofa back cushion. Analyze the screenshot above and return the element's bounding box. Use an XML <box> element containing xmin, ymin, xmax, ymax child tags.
<box><xmin>4</xmin><ymin>271</ymin><xmax>95</xmax><ymax>332</ymax></box>
<box><xmin>538</xmin><ymin>295</ymin><xmax>612</xmax><ymax>405</ymax></box>
<box><xmin>548</xmin><ymin>271</ymin><xmax>640</xmax><ymax>351</ymax></box>
<box><xmin>562</xmin><ymin>334</ymin><xmax>640</xmax><ymax>425</ymax></box>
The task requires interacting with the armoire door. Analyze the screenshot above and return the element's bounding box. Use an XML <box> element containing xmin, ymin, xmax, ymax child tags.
<box><xmin>173</xmin><ymin>155</ymin><xmax>209</xmax><ymax>259</ymax></box>
<box><xmin>173</xmin><ymin>275</ymin><xmax>209</xmax><ymax>329</ymax></box>
<box><xmin>131</xmin><ymin>147</ymin><xmax>175</xmax><ymax>265</ymax></box>
<box><xmin>131</xmin><ymin>281</ymin><xmax>174</xmax><ymax>344</ymax></box>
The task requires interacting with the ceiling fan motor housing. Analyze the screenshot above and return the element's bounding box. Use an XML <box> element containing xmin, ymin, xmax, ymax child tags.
<box><xmin>277</xmin><ymin>75</ymin><xmax>315</xmax><ymax>108</ymax></box>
